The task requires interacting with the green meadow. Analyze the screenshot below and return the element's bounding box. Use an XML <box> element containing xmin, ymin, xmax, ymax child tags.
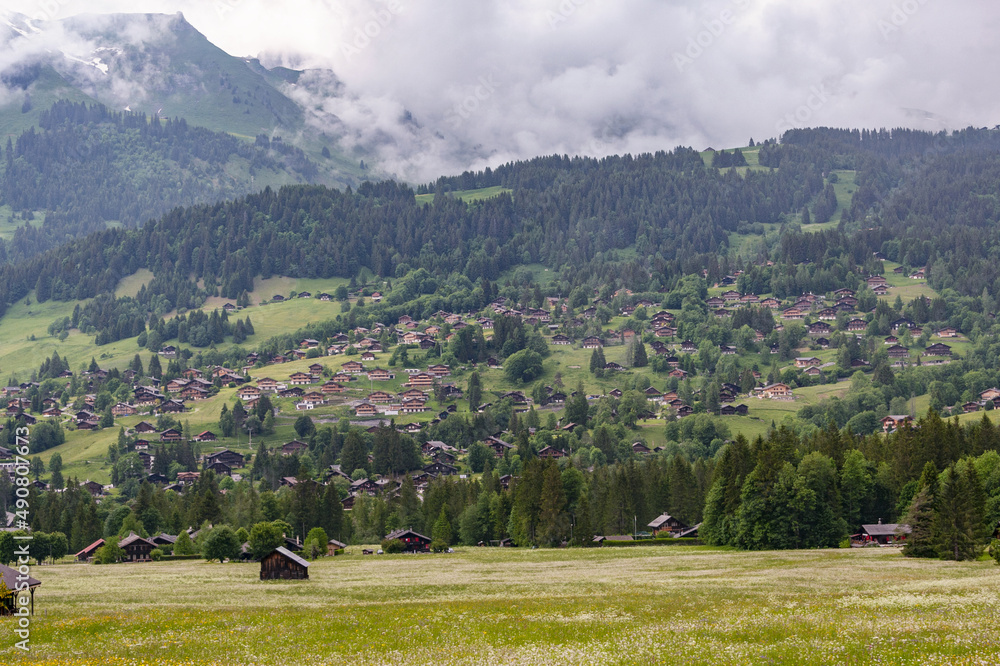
<box><xmin>3</xmin><ymin>546</ymin><xmax>1000</xmax><ymax>665</ymax></box>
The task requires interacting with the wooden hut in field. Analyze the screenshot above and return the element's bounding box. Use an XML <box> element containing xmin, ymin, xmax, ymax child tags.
<box><xmin>0</xmin><ymin>563</ymin><xmax>40</xmax><ymax>615</ymax></box>
<box><xmin>260</xmin><ymin>546</ymin><xmax>309</xmax><ymax>580</ymax></box>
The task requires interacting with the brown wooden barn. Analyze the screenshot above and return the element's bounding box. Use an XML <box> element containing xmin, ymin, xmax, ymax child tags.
<box><xmin>260</xmin><ymin>547</ymin><xmax>310</xmax><ymax>580</ymax></box>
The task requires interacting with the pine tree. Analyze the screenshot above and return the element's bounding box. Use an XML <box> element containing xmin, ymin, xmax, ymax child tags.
<box><xmin>902</xmin><ymin>461</ymin><xmax>939</xmax><ymax>557</ymax></box>
<box><xmin>933</xmin><ymin>464</ymin><xmax>987</xmax><ymax>561</ymax></box>
<box><xmin>538</xmin><ymin>461</ymin><xmax>567</xmax><ymax>546</ymax></box>
<box><xmin>589</xmin><ymin>347</ymin><xmax>606</xmax><ymax>373</ymax></box>
<box><xmin>432</xmin><ymin>507</ymin><xmax>452</xmax><ymax>550</ymax></box>
<box><xmin>467</xmin><ymin>371</ymin><xmax>482</xmax><ymax>411</ymax></box>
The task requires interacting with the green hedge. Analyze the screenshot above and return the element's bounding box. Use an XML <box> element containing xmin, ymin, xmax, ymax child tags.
<box><xmin>600</xmin><ymin>538</ymin><xmax>703</xmax><ymax>547</ymax></box>
<box><xmin>161</xmin><ymin>554</ymin><xmax>203</xmax><ymax>561</ymax></box>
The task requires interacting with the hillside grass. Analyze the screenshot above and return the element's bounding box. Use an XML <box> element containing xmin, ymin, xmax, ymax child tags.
<box><xmin>415</xmin><ymin>186</ymin><xmax>512</xmax><ymax>205</ymax></box>
<box><xmin>4</xmin><ymin>547</ymin><xmax>1000</xmax><ymax>665</ymax></box>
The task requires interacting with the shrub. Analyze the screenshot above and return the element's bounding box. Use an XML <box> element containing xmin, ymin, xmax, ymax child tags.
<box><xmin>431</xmin><ymin>539</ymin><xmax>449</xmax><ymax>553</ymax></box>
<box><xmin>990</xmin><ymin>540</ymin><xmax>1000</xmax><ymax>565</ymax></box>
<box><xmin>150</xmin><ymin>548</ymin><xmax>164</xmax><ymax>561</ymax></box>
<box><xmin>381</xmin><ymin>538</ymin><xmax>404</xmax><ymax>554</ymax></box>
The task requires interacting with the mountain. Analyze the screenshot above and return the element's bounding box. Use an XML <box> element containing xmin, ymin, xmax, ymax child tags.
<box><xmin>0</xmin><ymin>11</ymin><xmax>365</xmax><ymax>181</ymax></box>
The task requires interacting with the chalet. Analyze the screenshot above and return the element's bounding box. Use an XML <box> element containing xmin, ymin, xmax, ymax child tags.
<box><xmin>208</xmin><ymin>461</ymin><xmax>232</xmax><ymax>476</ymax></box>
<box><xmin>408</xmin><ymin>373</ymin><xmax>436</xmax><ymax>388</ymax></box>
<box><xmin>847</xmin><ymin>319</ymin><xmax>867</xmax><ymax>332</ymax></box>
<box><xmin>537</xmin><ymin>446</ymin><xmax>565</xmax><ymax>459</ymax></box>
<box><xmin>355</xmin><ymin>402</ymin><xmax>378</xmax><ymax>417</ymax></box>
<box><xmin>882</xmin><ymin>415</ymin><xmax>913</xmax><ymax>432</ymax></box>
<box><xmin>891</xmin><ymin>318</ymin><xmax>915</xmax><ymax>331</ymax></box>
<box><xmin>176</xmin><ymin>471</ymin><xmax>201</xmax><ymax>485</ymax></box>
<box><xmin>485</xmin><ymin>437</ymin><xmax>514</xmax><ymax>456</ymax></box>
<box><xmin>289</xmin><ymin>372</ymin><xmax>314</xmax><ymax>385</ymax></box>
<box><xmin>165</xmin><ymin>378</ymin><xmax>189</xmax><ymax>393</ymax></box>
<box><xmin>367</xmin><ymin>391</ymin><xmax>395</xmax><ymax>404</ymax></box>
<box><xmin>255</xmin><ymin>378</ymin><xmax>279</xmax><ymax>392</ymax></box>
<box><xmin>760</xmin><ymin>298</ymin><xmax>781</xmax><ymax>310</ymax></box>
<box><xmin>383</xmin><ymin>529</ymin><xmax>432</xmax><ymax>553</ymax></box>
<box><xmin>887</xmin><ymin>345</ymin><xmax>910</xmax><ymax>359</ymax></box>
<box><xmin>807</xmin><ymin>322</ymin><xmax>832</xmax><ymax>337</ymax></box>
<box><xmin>706</xmin><ymin>297</ymin><xmax>725</xmax><ymax>308</ymax></box>
<box><xmin>133</xmin><ymin>439</ymin><xmax>150</xmax><ymax>451</ymax></box>
<box><xmin>721</xmin><ymin>290</ymin><xmax>741</xmax><ymax>302</ymax></box>
<box><xmin>158</xmin><ymin>346</ymin><xmax>177</xmax><ymax>359</ymax></box>
<box><xmin>281</xmin><ymin>440</ymin><xmax>309</xmax><ymax>456</ymax></box>
<box><xmin>794</xmin><ymin>357</ymin><xmax>822</xmax><ymax>369</ymax></box>
<box><xmin>271</xmin><ymin>294</ymin><xmax>286</xmax><ymax>302</ymax></box>
<box><xmin>180</xmin><ymin>386</ymin><xmax>208</xmax><ymax>401</ymax></box>
<box><xmin>865</xmin><ymin>275</ymin><xmax>888</xmax><ymax>288</ymax></box>
<box><xmin>260</xmin><ymin>547</ymin><xmax>309</xmax><ymax>579</ymax></box>
<box><xmin>654</xmin><ymin>326</ymin><xmax>677</xmax><ymax>338</ymax></box>
<box><xmin>237</xmin><ymin>386</ymin><xmax>262</xmax><ymax>401</ymax></box>
<box><xmin>401</xmin><ymin>399</ymin><xmax>428</xmax><ymax>413</ymax></box>
<box><xmin>603</xmin><ymin>362</ymin><xmax>625</xmax><ymax>372</ymax></box>
<box><xmin>424</xmin><ymin>461</ymin><xmax>458</xmax><ymax>476</ymax></box>
<box><xmin>206</xmin><ymin>450</ymin><xmax>244</xmax><ymax>468</ymax></box>
<box><xmin>581</xmin><ymin>336</ymin><xmax>603</xmax><ymax>349</ymax></box>
<box><xmin>923</xmin><ymin>343</ymin><xmax>952</xmax><ymax>357</ymax></box>
<box><xmin>360</xmin><ymin>351</ymin><xmax>376</xmax><ymax>362</ymax></box>
<box><xmin>909</xmin><ymin>268</ymin><xmax>926</xmax><ymax>279</ymax></box>
<box><xmin>278</xmin><ymin>388</ymin><xmax>304</xmax><ymax>398</ymax></box>
<box><xmin>427</xmin><ymin>364</ymin><xmax>451</xmax><ymax>377</ymax></box>
<box><xmin>859</xmin><ymin>520</ymin><xmax>910</xmax><ymax>546</ymax></box>
<box><xmin>760</xmin><ymin>383</ymin><xmax>793</xmax><ymax>400</ymax></box>
<box><xmin>119</xmin><ymin>533</ymin><xmax>156</xmax><ymax>562</ymax></box>
<box><xmin>937</xmin><ymin>327</ymin><xmax>958</xmax><ymax>338</ymax></box>
<box><xmin>668</xmin><ymin>368</ymin><xmax>689</xmax><ymax>379</ymax></box>
<box><xmin>111</xmin><ymin>403</ymin><xmax>137</xmax><ymax>417</ymax></box>
<box><xmin>159</xmin><ymin>428</ymin><xmax>183</xmax><ymax>443</ymax></box>
<box><xmin>781</xmin><ymin>308</ymin><xmax>803</xmax><ymax>320</ymax></box>
<box><xmin>83</xmin><ymin>480</ymin><xmax>105</xmax><ymax>496</ymax></box>
<box><xmin>343</xmin><ymin>361</ymin><xmax>365</xmax><ymax>374</ymax></box>
<box><xmin>321</xmin><ymin>382</ymin><xmax>345</xmax><ymax>395</ymax></box>
<box><xmin>719</xmin><ymin>345</ymin><xmax>737</xmax><ymax>356</ymax></box>
<box><xmin>632</xmin><ymin>442</ymin><xmax>651</xmax><ymax>454</ymax></box>
<box><xmin>816</xmin><ymin>308</ymin><xmax>838</xmax><ymax>321</ymax></box>
<box><xmin>192</xmin><ymin>430</ymin><xmax>218</xmax><ymax>443</ymax></box>
<box><xmin>647</xmin><ymin>513</ymin><xmax>689</xmax><ymax>536</ymax></box>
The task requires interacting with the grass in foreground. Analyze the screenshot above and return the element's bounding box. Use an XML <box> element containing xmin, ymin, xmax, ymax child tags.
<box><xmin>3</xmin><ymin>546</ymin><xmax>999</xmax><ymax>665</ymax></box>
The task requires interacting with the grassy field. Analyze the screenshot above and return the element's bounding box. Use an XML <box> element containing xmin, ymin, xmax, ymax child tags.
<box><xmin>415</xmin><ymin>186</ymin><xmax>513</xmax><ymax>205</ymax></box>
<box><xmin>3</xmin><ymin>546</ymin><xmax>1000</xmax><ymax>665</ymax></box>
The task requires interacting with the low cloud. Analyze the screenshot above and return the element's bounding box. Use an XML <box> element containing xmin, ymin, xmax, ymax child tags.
<box><xmin>2</xmin><ymin>0</ymin><xmax>998</xmax><ymax>182</ymax></box>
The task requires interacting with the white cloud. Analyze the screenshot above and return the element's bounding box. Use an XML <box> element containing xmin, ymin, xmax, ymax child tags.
<box><xmin>1</xmin><ymin>0</ymin><xmax>998</xmax><ymax>181</ymax></box>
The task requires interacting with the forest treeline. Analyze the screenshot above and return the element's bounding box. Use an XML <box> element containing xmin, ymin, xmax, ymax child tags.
<box><xmin>5</xmin><ymin>405</ymin><xmax>999</xmax><ymax>559</ymax></box>
<box><xmin>0</xmin><ymin>100</ymin><xmax>318</xmax><ymax>263</ymax></box>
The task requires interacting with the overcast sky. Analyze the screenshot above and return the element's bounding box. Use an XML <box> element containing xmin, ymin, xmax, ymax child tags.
<box><xmin>3</xmin><ymin>0</ymin><xmax>999</xmax><ymax>181</ymax></box>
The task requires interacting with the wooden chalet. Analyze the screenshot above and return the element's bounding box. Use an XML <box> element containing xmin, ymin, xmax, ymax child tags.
<box><xmin>260</xmin><ymin>547</ymin><xmax>309</xmax><ymax>580</ymax></box>
<box><xmin>281</xmin><ymin>440</ymin><xmax>309</xmax><ymax>456</ymax></box>
<box><xmin>881</xmin><ymin>415</ymin><xmax>913</xmax><ymax>432</ymax></box>
<box><xmin>647</xmin><ymin>513</ymin><xmax>689</xmax><ymax>536</ymax></box>
<box><xmin>384</xmin><ymin>528</ymin><xmax>432</xmax><ymax>553</ymax></box>
<box><xmin>192</xmin><ymin>430</ymin><xmax>218</xmax><ymax>443</ymax></box>
<box><xmin>855</xmin><ymin>520</ymin><xmax>911</xmax><ymax>546</ymax></box>
<box><xmin>118</xmin><ymin>533</ymin><xmax>156</xmax><ymax>562</ymax></box>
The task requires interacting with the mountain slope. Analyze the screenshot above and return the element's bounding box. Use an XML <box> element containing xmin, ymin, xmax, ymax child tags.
<box><xmin>0</xmin><ymin>11</ymin><xmax>365</xmax><ymax>184</ymax></box>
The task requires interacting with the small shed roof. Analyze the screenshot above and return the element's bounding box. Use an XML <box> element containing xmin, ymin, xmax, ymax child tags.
<box><xmin>0</xmin><ymin>563</ymin><xmax>40</xmax><ymax>589</ymax></box>
<box><xmin>271</xmin><ymin>546</ymin><xmax>310</xmax><ymax>568</ymax></box>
